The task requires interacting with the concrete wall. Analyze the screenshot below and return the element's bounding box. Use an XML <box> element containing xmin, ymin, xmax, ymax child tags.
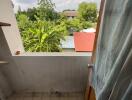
<box><xmin>11</xmin><ymin>56</ymin><xmax>89</xmax><ymax>93</ymax></box>
<box><xmin>0</xmin><ymin>0</ymin><xmax>24</xmax><ymax>55</ymax></box>
<box><xmin>0</xmin><ymin>70</ymin><xmax>12</xmax><ymax>99</ymax></box>
<box><xmin>0</xmin><ymin>55</ymin><xmax>90</xmax><ymax>94</ymax></box>
<box><xmin>0</xmin><ymin>27</ymin><xmax>13</xmax><ymax>98</ymax></box>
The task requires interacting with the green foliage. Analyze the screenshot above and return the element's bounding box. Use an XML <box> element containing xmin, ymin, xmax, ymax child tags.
<box><xmin>16</xmin><ymin>14</ymin><xmax>32</xmax><ymax>31</ymax></box>
<box><xmin>21</xmin><ymin>19</ymin><xmax>67</xmax><ymax>52</ymax></box>
<box><xmin>15</xmin><ymin>0</ymin><xmax>67</xmax><ymax>52</ymax></box>
<box><xmin>68</xmin><ymin>18</ymin><xmax>92</xmax><ymax>31</ymax></box>
<box><xmin>57</xmin><ymin>18</ymin><xmax>92</xmax><ymax>35</ymax></box>
<box><xmin>16</xmin><ymin>0</ymin><xmax>60</xmax><ymax>21</ymax></box>
<box><xmin>78</xmin><ymin>2</ymin><xmax>97</xmax><ymax>22</ymax></box>
<box><xmin>79</xmin><ymin>20</ymin><xmax>93</xmax><ymax>29</ymax></box>
<box><xmin>37</xmin><ymin>0</ymin><xmax>60</xmax><ymax>21</ymax></box>
<box><xmin>37</xmin><ymin>8</ymin><xmax>60</xmax><ymax>21</ymax></box>
<box><xmin>38</xmin><ymin>0</ymin><xmax>53</xmax><ymax>7</ymax></box>
<box><xmin>26</xmin><ymin>8</ymin><xmax>38</xmax><ymax>21</ymax></box>
<box><xmin>16</xmin><ymin>8</ymin><xmax>37</xmax><ymax>21</ymax></box>
<box><xmin>16</xmin><ymin>0</ymin><xmax>96</xmax><ymax>52</ymax></box>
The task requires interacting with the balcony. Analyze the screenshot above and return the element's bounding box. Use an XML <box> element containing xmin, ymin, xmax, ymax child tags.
<box><xmin>0</xmin><ymin>0</ymin><xmax>94</xmax><ymax>100</ymax></box>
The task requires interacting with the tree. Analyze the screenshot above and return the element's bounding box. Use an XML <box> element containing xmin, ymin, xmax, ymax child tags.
<box><xmin>78</xmin><ymin>2</ymin><xmax>97</xmax><ymax>22</ymax></box>
<box><xmin>37</xmin><ymin>0</ymin><xmax>60</xmax><ymax>21</ymax></box>
<box><xmin>16</xmin><ymin>7</ymin><xmax>37</xmax><ymax>21</ymax></box>
<box><xmin>26</xmin><ymin>8</ymin><xmax>38</xmax><ymax>21</ymax></box>
<box><xmin>16</xmin><ymin>14</ymin><xmax>32</xmax><ymax>31</ymax></box>
<box><xmin>64</xmin><ymin>18</ymin><xmax>92</xmax><ymax>35</ymax></box>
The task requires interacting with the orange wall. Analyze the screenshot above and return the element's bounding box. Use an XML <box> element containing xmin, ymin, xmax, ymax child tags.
<box><xmin>74</xmin><ymin>32</ymin><xmax>95</xmax><ymax>52</ymax></box>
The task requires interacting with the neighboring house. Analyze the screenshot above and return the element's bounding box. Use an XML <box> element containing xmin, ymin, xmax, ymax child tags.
<box><xmin>63</xmin><ymin>10</ymin><xmax>77</xmax><ymax>19</ymax></box>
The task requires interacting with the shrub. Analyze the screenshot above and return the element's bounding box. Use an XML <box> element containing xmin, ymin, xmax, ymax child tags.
<box><xmin>21</xmin><ymin>19</ymin><xmax>67</xmax><ymax>52</ymax></box>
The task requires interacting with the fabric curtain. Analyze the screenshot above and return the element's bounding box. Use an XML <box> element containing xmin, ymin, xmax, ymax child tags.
<box><xmin>92</xmin><ymin>0</ymin><xmax>132</xmax><ymax>100</ymax></box>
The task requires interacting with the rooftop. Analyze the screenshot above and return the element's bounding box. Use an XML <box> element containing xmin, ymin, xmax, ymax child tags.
<box><xmin>63</xmin><ymin>10</ymin><xmax>77</xmax><ymax>17</ymax></box>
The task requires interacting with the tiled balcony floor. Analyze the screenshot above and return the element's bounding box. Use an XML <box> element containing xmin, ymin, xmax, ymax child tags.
<box><xmin>7</xmin><ymin>92</ymin><xmax>84</xmax><ymax>100</ymax></box>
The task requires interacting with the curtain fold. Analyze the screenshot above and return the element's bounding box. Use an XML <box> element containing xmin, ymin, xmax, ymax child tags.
<box><xmin>92</xmin><ymin>0</ymin><xmax>132</xmax><ymax>100</ymax></box>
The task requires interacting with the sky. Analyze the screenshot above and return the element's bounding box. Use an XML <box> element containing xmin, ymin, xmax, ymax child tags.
<box><xmin>12</xmin><ymin>0</ymin><xmax>101</xmax><ymax>12</ymax></box>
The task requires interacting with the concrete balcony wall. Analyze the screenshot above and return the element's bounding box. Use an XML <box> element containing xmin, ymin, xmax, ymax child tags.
<box><xmin>12</xmin><ymin>56</ymin><xmax>90</xmax><ymax>93</ymax></box>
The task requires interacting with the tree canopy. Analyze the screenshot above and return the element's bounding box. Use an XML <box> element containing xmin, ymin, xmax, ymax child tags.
<box><xmin>37</xmin><ymin>0</ymin><xmax>60</xmax><ymax>21</ymax></box>
<box><xmin>78</xmin><ymin>2</ymin><xmax>97</xmax><ymax>22</ymax></box>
